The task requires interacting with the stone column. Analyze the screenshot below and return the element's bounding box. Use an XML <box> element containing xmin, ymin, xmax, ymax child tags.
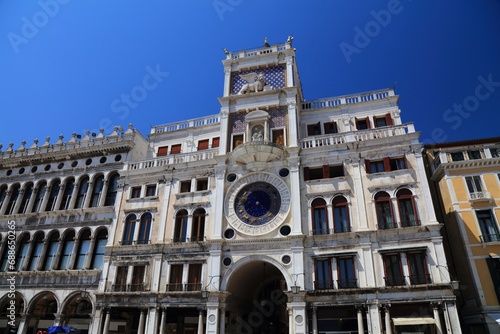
<box><xmin>159</xmin><ymin>308</ymin><xmax>167</xmax><ymax>334</ymax></box>
<box><xmin>145</xmin><ymin>307</ymin><xmax>159</xmax><ymax>334</ymax></box>
<box><xmin>67</xmin><ymin>237</ymin><xmax>80</xmax><ymax>270</ymax></box>
<box><xmin>185</xmin><ymin>214</ymin><xmax>193</xmax><ymax>242</ymax></box>
<box><xmin>40</xmin><ymin>185</ymin><xmax>52</xmax><ymax>211</ymax></box>
<box><xmin>99</xmin><ymin>180</ymin><xmax>109</xmax><ymax>207</ymax></box>
<box><xmin>289</xmin><ymin>155</ymin><xmax>302</xmax><ymax>235</ymax></box>
<box><xmin>36</xmin><ymin>237</ymin><xmax>50</xmax><ymax>271</ymax></box>
<box><xmin>0</xmin><ymin>189</ymin><xmax>12</xmax><ymax>215</ymax></box>
<box><xmin>384</xmin><ymin>305</ymin><xmax>392</xmax><ymax>334</ymax></box>
<box><xmin>367</xmin><ymin>303</ymin><xmax>382</xmax><ymax>334</ymax></box>
<box><xmin>157</xmin><ymin>180</ymin><xmax>172</xmax><ymax>243</ymax></box>
<box><xmin>311</xmin><ymin>307</ymin><xmax>318</xmax><ymax>334</ymax></box>
<box><xmin>433</xmin><ymin>303</ymin><xmax>443</xmax><ymax>334</ymax></box>
<box><xmin>444</xmin><ymin>301</ymin><xmax>462</xmax><ymax>334</ymax></box>
<box><xmin>351</xmin><ymin>161</ymin><xmax>369</xmax><ymax>230</ymax></box>
<box><xmin>83</xmin><ymin>236</ymin><xmax>96</xmax><ymax>269</ymax></box>
<box><xmin>88</xmin><ymin>307</ymin><xmax>103</xmax><ymax>334</ymax></box>
<box><xmin>12</xmin><ymin>188</ymin><xmax>25</xmax><ymax>214</ymax></box>
<box><xmin>287</xmin><ymin>100</ymin><xmax>298</xmax><ymax>147</ymax></box>
<box><xmin>53</xmin><ymin>184</ymin><xmax>65</xmax><ymax>211</ymax></box>
<box><xmin>25</xmin><ymin>186</ymin><xmax>38</xmax><ymax>213</ymax></box>
<box><xmin>390</xmin><ymin>197</ymin><xmax>400</xmax><ymax>227</ymax></box>
<box><xmin>326</xmin><ymin>203</ymin><xmax>334</xmax><ymax>233</ymax></box>
<box><xmin>219</xmin><ymin>306</ymin><xmax>226</xmax><ymax>334</ymax></box>
<box><xmin>68</xmin><ymin>180</ymin><xmax>79</xmax><ymax>210</ymax></box>
<box><xmin>137</xmin><ymin>309</ymin><xmax>146</xmax><ymax>334</ymax></box>
<box><xmin>288</xmin><ymin>308</ymin><xmax>294</xmax><ymax>334</ymax></box>
<box><xmin>83</xmin><ymin>182</ymin><xmax>94</xmax><ymax>208</ymax></box>
<box><xmin>197</xmin><ymin>309</ymin><xmax>204</xmax><ymax>334</ymax></box>
<box><xmin>51</xmin><ymin>238</ymin><xmax>65</xmax><ymax>270</ymax></box>
<box><xmin>356</xmin><ymin>306</ymin><xmax>365</xmax><ymax>334</ymax></box>
<box><xmin>17</xmin><ymin>313</ymin><xmax>29</xmax><ymax>334</ymax></box>
<box><xmin>21</xmin><ymin>240</ymin><xmax>34</xmax><ymax>271</ymax></box>
<box><xmin>102</xmin><ymin>309</ymin><xmax>111</xmax><ymax>334</ymax></box>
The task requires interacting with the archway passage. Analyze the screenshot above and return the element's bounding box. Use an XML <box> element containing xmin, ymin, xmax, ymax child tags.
<box><xmin>226</xmin><ymin>261</ymin><xmax>288</xmax><ymax>334</ymax></box>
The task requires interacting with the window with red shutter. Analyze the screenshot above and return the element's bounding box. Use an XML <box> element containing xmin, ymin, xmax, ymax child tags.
<box><xmin>157</xmin><ymin>146</ymin><xmax>168</xmax><ymax>156</ymax></box>
<box><xmin>171</xmin><ymin>144</ymin><xmax>181</xmax><ymax>154</ymax></box>
<box><xmin>212</xmin><ymin>137</ymin><xmax>220</xmax><ymax>148</ymax></box>
<box><xmin>198</xmin><ymin>139</ymin><xmax>209</xmax><ymax>151</ymax></box>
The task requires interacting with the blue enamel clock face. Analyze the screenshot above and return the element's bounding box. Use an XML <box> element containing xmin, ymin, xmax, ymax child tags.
<box><xmin>234</xmin><ymin>182</ymin><xmax>281</xmax><ymax>225</ymax></box>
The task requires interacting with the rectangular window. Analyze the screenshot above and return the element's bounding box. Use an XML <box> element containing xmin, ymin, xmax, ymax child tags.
<box><xmin>374</xmin><ymin>117</ymin><xmax>387</xmax><ymax>127</ymax></box>
<box><xmin>337</xmin><ymin>257</ymin><xmax>356</xmax><ymax>288</ymax></box>
<box><xmin>356</xmin><ymin>117</ymin><xmax>370</xmax><ymax>130</ymax></box>
<box><xmin>170</xmin><ymin>144</ymin><xmax>182</xmax><ymax>154</ymax></box>
<box><xmin>390</xmin><ymin>158</ymin><xmax>407</xmax><ymax>171</ymax></box>
<box><xmin>131</xmin><ymin>266</ymin><xmax>145</xmax><ymax>291</ymax></box>
<box><xmin>329</xmin><ymin>165</ymin><xmax>345</xmax><ymax>178</ymax></box>
<box><xmin>383</xmin><ymin>254</ymin><xmax>405</xmax><ymax>286</ymax></box>
<box><xmin>145</xmin><ymin>184</ymin><xmax>156</xmax><ymax>197</ymax></box>
<box><xmin>324</xmin><ymin>121</ymin><xmax>338</xmax><ymax>134</ymax></box>
<box><xmin>307</xmin><ymin>167</ymin><xmax>324</xmax><ymax>180</ymax></box>
<box><xmin>232</xmin><ymin>134</ymin><xmax>244</xmax><ymax>150</ymax></box>
<box><xmin>168</xmin><ymin>264</ymin><xmax>183</xmax><ymax>291</ymax></box>
<box><xmin>407</xmin><ymin>251</ymin><xmax>431</xmax><ymax>285</ymax></box>
<box><xmin>312</xmin><ymin>206</ymin><xmax>328</xmax><ymax>235</ymax></box>
<box><xmin>307</xmin><ymin>122</ymin><xmax>321</xmax><ymax>136</ymax></box>
<box><xmin>198</xmin><ymin>139</ymin><xmax>209</xmax><ymax>151</ymax></box>
<box><xmin>272</xmin><ymin>128</ymin><xmax>285</xmax><ymax>146</ymax></box>
<box><xmin>180</xmin><ymin>180</ymin><xmax>192</xmax><ymax>193</ymax></box>
<box><xmin>196</xmin><ymin>179</ymin><xmax>208</xmax><ymax>191</ymax></box>
<box><xmin>157</xmin><ymin>146</ymin><xmax>168</xmax><ymax>157</ymax></box>
<box><xmin>490</xmin><ymin>148</ymin><xmax>500</xmax><ymax>158</ymax></box>
<box><xmin>212</xmin><ymin>137</ymin><xmax>220</xmax><ymax>148</ymax></box>
<box><xmin>451</xmin><ymin>152</ymin><xmax>465</xmax><ymax>161</ymax></box>
<box><xmin>465</xmin><ymin>176</ymin><xmax>483</xmax><ymax>194</ymax></box>
<box><xmin>314</xmin><ymin>259</ymin><xmax>332</xmax><ymax>290</ymax></box>
<box><xmin>187</xmin><ymin>264</ymin><xmax>202</xmax><ymax>291</ymax></box>
<box><xmin>131</xmin><ymin>186</ymin><xmax>141</xmax><ymax>199</ymax></box>
<box><xmin>369</xmin><ymin>160</ymin><xmax>385</xmax><ymax>173</ymax></box>
<box><xmin>477</xmin><ymin>210</ymin><xmax>500</xmax><ymax>242</ymax></box>
<box><xmin>114</xmin><ymin>266</ymin><xmax>128</xmax><ymax>292</ymax></box>
<box><xmin>467</xmin><ymin>150</ymin><xmax>482</xmax><ymax>160</ymax></box>
<box><xmin>58</xmin><ymin>240</ymin><xmax>74</xmax><ymax>270</ymax></box>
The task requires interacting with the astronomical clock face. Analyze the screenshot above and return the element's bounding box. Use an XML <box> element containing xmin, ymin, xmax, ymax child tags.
<box><xmin>225</xmin><ymin>173</ymin><xmax>290</xmax><ymax>236</ymax></box>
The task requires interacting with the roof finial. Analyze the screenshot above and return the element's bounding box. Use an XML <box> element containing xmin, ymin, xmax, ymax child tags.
<box><xmin>263</xmin><ymin>37</ymin><xmax>270</xmax><ymax>48</ymax></box>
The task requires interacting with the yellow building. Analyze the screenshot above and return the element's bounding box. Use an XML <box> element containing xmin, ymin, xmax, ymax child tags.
<box><xmin>425</xmin><ymin>138</ymin><xmax>500</xmax><ymax>333</ymax></box>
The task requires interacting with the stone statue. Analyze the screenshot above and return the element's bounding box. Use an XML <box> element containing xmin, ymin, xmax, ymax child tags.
<box><xmin>252</xmin><ymin>131</ymin><xmax>263</xmax><ymax>141</ymax></box>
<box><xmin>238</xmin><ymin>73</ymin><xmax>266</xmax><ymax>94</ymax></box>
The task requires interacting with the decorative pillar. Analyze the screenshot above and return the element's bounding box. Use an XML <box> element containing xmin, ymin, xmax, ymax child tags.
<box><xmin>40</xmin><ymin>185</ymin><xmax>52</xmax><ymax>211</ymax></box>
<box><xmin>12</xmin><ymin>188</ymin><xmax>26</xmax><ymax>214</ymax></box>
<box><xmin>384</xmin><ymin>304</ymin><xmax>392</xmax><ymax>334</ymax></box>
<box><xmin>219</xmin><ymin>306</ymin><xmax>226</xmax><ymax>334</ymax></box>
<box><xmin>99</xmin><ymin>180</ymin><xmax>109</xmax><ymax>207</ymax></box>
<box><xmin>53</xmin><ymin>184</ymin><xmax>65</xmax><ymax>211</ymax></box>
<box><xmin>433</xmin><ymin>303</ymin><xmax>443</xmax><ymax>334</ymax></box>
<box><xmin>0</xmin><ymin>190</ymin><xmax>12</xmax><ymax>215</ymax></box>
<box><xmin>185</xmin><ymin>214</ymin><xmax>193</xmax><ymax>242</ymax></box>
<box><xmin>157</xmin><ymin>180</ymin><xmax>172</xmax><ymax>242</ymax></box>
<box><xmin>356</xmin><ymin>306</ymin><xmax>365</xmax><ymax>334</ymax></box>
<box><xmin>311</xmin><ymin>306</ymin><xmax>318</xmax><ymax>334</ymax></box>
<box><xmin>145</xmin><ymin>307</ymin><xmax>159</xmax><ymax>334</ymax></box>
<box><xmin>21</xmin><ymin>240</ymin><xmax>34</xmax><ymax>271</ymax></box>
<box><xmin>84</xmin><ymin>236</ymin><xmax>97</xmax><ymax>269</ymax></box>
<box><xmin>102</xmin><ymin>309</ymin><xmax>111</xmax><ymax>334</ymax></box>
<box><xmin>137</xmin><ymin>309</ymin><xmax>146</xmax><ymax>334</ymax></box>
<box><xmin>17</xmin><ymin>313</ymin><xmax>29</xmax><ymax>334</ymax></box>
<box><xmin>159</xmin><ymin>308</ymin><xmax>167</xmax><ymax>334</ymax></box>
<box><xmin>51</xmin><ymin>238</ymin><xmax>65</xmax><ymax>271</ymax></box>
<box><xmin>197</xmin><ymin>309</ymin><xmax>204</xmax><ymax>334</ymax></box>
<box><xmin>367</xmin><ymin>303</ymin><xmax>382</xmax><ymax>334</ymax></box>
<box><xmin>351</xmin><ymin>161</ymin><xmax>369</xmax><ymax>230</ymax></box>
<box><xmin>444</xmin><ymin>301</ymin><xmax>462</xmax><ymax>334</ymax></box>
<box><xmin>288</xmin><ymin>308</ymin><xmax>293</xmax><ymax>334</ymax></box>
<box><xmin>289</xmin><ymin>155</ymin><xmax>302</xmax><ymax>235</ymax></box>
<box><xmin>83</xmin><ymin>182</ymin><xmax>93</xmax><ymax>208</ymax></box>
<box><xmin>67</xmin><ymin>180</ymin><xmax>79</xmax><ymax>210</ymax></box>
<box><xmin>326</xmin><ymin>203</ymin><xmax>334</xmax><ymax>233</ymax></box>
<box><xmin>36</xmin><ymin>237</ymin><xmax>50</xmax><ymax>271</ymax></box>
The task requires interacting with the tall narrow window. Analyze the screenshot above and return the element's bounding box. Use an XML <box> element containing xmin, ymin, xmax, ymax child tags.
<box><xmin>5</xmin><ymin>184</ymin><xmax>20</xmax><ymax>215</ymax></box>
<box><xmin>272</xmin><ymin>129</ymin><xmax>285</xmax><ymax>146</ymax></box>
<box><xmin>407</xmin><ymin>251</ymin><xmax>430</xmax><ymax>285</ymax></box>
<box><xmin>187</xmin><ymin>264</ymin><xmax>202</xmax><ymax>291</ymax></box>
<box><xmin>375</xmin><ymin>192</ymin><xmax>395</xmax><ymax>229</ymax></box>
<box><xmin>486</xmin><ymin>258</ymin><xmax>500</xmax><ymax>303</ymax></box>
<box><xmin>59</xmin><ymin>178</ymin><xmax>75</xmax><ymax>210</ymax></box>
<box><xmin>212</xmin><ymin>137</ymin><xmax>220</xmax><ymax>148</ymax></box>
<box><xmin>58</xmin><ymin>231</ymin><xmax>75</xmax><ymax>270</ymax></box>
<box><xmin>91</xmin><ymin>229</ymin><xmax>108</xmax><ymax>269</ymax></box>
<box><xmin>174</xmin><ymin>210</ymin><xmax>188</xmax><ymax>242</ymax></box>
<box><xmin>465</xmin><ymin>176</ymin><xmax>483</xmax><ymax>195</ymax></box>
<box><xmin>307</xmin><ymin>122</ymin><xmax>321</xmax><ymax>136</ymax></box>
<box><xmin>180</xmin><ymin>180</ymin><xmax>191</xmax><ymax>193</ymax></box>
<box><xmin>311</xmin><ymin>198</ymin><xmax>329</xmax><ymax>235</ymax></box>
<box><xmin>114</xmin><ymin>266</ymin><xmax>128</xmax><ymax>292</ymax></box>
<box><xmin>145</xmin><ymin>184</ymin><xmax>156</xmax><ymax>197</ymax></box>
<box><xmin>333</xmin><ymin>196</ymin><xmax>350</xmax><ymax>233</ymax></box>
<box><xmin>191</xmin><ymin>209</ymin><xmax>205</xmax><ymax>242</ymax></box>
<box><xmin>131</xmin><ymin>266</ymin><xmax>145</xmax><ymax>291</ymax></box>
<box><xmin>337</xmin><ymin>257</ymin><xmax>356</xmax><ymax>288</ymax></box>
<box><xmin>18</xmin><ymin>183</ymin><xmax>33</xmax><ymax>214</ymax></box>
<box><xmin>232</xmin><ymin>134</ymin><xmax>244</xmax><ymax>150</ymax></box>
<box><xmin>477</xmin><ymin>210</ymin><xmax>500</xmax><ymax>242</ymax></box>
<box><xmin>42</xmin><ymin>232</ymin><xmax>60</xmax><ymax>271</ymax></box>
<box><xmin>15</xmin><ymin>234</ymin><xmax>30</xmax><ymax>271</ymax></box>
<box><xmin>74</xmin><ymin>230</ymin><xmax>91</xmax><ymax>270</ymax></box>
<box><xmin>138</xmin><ymin>213</ymin><xmax>152</xmax><ymax>245</ymax></box>
<box><xmin>104</xmin><ymin>174</ymin><xmax>119</xmax><ymax>206</ymax></box>
<box><xmin>314</xmin><ymin>259</ymin><xmax>332</xmax><ymax>290</ymax></box>
<box><xmin>28</xmin><ymin>233</ymin><xmax>45</xmax><ymax>271</ymax></box>
<box><xmin>170</xmin><ymin>144</ymin><xmax>182</xmax><ymax>154</ymax></box>
<box><xmin>168</xmin><ymin>264</ymin><xmax>183</xmax><ymax>291</ymax></box>
<box><xmin>397</xmin><ymin>189</ymin><xmax>419</xmax><ymax>227</ymax></box>
<box><xmin>0</xmin><ymin>185</ymin><xmax>7</xmax><ymax>211</ymax></box>
<box><xmin>356</xmin><ymin>117</ymin><xmax>370</xmax><ymax>130</ymax></box>
<box><xmin>44</xmin><ymin>180</ymin><xmax>60</xmax><ymax>212</ymax></box>
<box><xmin>0</xmin><ymin>235</ymin><xmax>9</xmax><ymax>272</ymax></box>
<box><xmin>122</xmin><ymin>214</ymin><xmax>137</xmax><ymax>245</ymax></box>
<box><xmin>383</xmin><ymin>254</ymin><xmax>405</xmax><ymax>286</ymax></box>
<box><xmin>89</xmin><ymin>175</ymin><xmax>104</xmax><ymax>207</ymax></box>
<box><xmin>74</xmin><ymin>177</ymin><xmax>89</xmax><ymax>209</ymax></box>
<box><xmin>32</xmin><ymin>182</ymin><xmax>47</xmax><ymax>212</ymax></box>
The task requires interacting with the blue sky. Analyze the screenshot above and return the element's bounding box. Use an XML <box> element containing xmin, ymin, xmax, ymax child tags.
<box><xmin>1</xmin><ymin>1</ymin><xmax>499</xmax><ymax>149</ymax></box>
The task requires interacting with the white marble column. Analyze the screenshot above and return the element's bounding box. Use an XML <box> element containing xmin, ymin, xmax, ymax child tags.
<box><xmin>433</xmin><ymin>303</ymin><xmax>443</xmax><ymax>334</ymax></box>
<box><xmin>384</xmin><ymin>305</ymin><xmax>392</xmax><ymax>334</ymax></box>
<box><xmin>137</xmin><ymin>309</ymin><xmax>146</xmax><ymax>334</ymax></box>
<box><xmin>356</xmin><ymin>306</ymin><xmax>365</xmax><ymax>334</ymax></box>
<box><xmin>102</xmin><ymin>309</ymin><xmax>111</xmax><ymax>334</ymax></box>
<box><xmin>219</xmin><ymin>306</ymin><xmax>226</xmax><ymax>334</ymax></box>
<box><xmin>311</xmin><ymin>307</ymin><xmax>318</xmax><ymax>334</ymax></box>
<box><xmin>159</xmin><ymin>308</ymin><xmax>167</xmax><ymax>334</ymax></box>
<box><xmin>197</xmin><ymin>309</ymin><xmax>204</xmax><ymax>334</ymax></box>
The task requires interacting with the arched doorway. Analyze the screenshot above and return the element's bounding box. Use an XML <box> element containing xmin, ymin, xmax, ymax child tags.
<box><xmin>225</xmin><ymin>260</ymin><xmax>288</xmax><ymax>334</ymax></box>
<box><xmin>27</xmin><ymin>292</ymin><xmax>58</xmax><ymax>333</ymax></box>
<box><xmin>62</xmin><ymin>292</ymin><xmax>93</xmax><ymax>333</ymax></box>
<box><xmin>0</xmin><ymin>292</ymin><xmax>25</xmax><ymax>333</ymax></box>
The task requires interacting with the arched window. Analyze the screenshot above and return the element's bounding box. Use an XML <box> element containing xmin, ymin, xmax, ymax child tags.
<box><xmin>0</xmin><ymin>185</ymin><xmax>7</xmax><ymax>211</ymax></box>
<box><xmin>311</xmin><ymin>198</ymin><xmax>329</xmax><ymax>235</ymax></box>
<box><xmin>74</xmin><ymin>230</ymin><xmax>91</xmax><ymax>270</ymax></box>
<box><xmin>138</xmin><ymin>213</ymin><xmax>152</xmax><ymax>244</ymax></box>
<box><xmin>89</xmin><ymin>175</ymin><xmax>104</xmax><ymax>207</ymax></box>
<box><xmin>31</xmin><ymin>181</ymin><xmax>46</xmax><ymax>213</ymax></box>
<box><xmin>44</xmin><ymin>180</ymin><xmax>60</xmax><ymax>211</ymax></box>
<box><xmin>123</xmin><ymin>214</ymin><xmax>137</xmax><ymax>245</ymax></box>
<box><xmin>74</xmin><ymin>176</ymin><xmax>89</xmax><ymax>209</ymax></box>
<box><xmin>42</xmin><ymin>232</ymin><xmax>60</xmax><ymax>271</ymax></box>
<box><xmin>104</xmin><ymin>173</ymin><xmax>119</xmax><ymax>206</ymax></box>
<box><xmin>174</xmin><ymin>210</ymin><xmax>188</xmax><ymax>242</ymax></box>
<box><xmin>5</xmin><ymin>184</ymin><xmax>20</xmax><ymax>215</ymax></box>
<box><xmin>332</xmin><ymin>196</ymin><xmax>350</xmax><ymax>233</ymax></box>
<box><xmin>0</xmin><ymin>234</ymin><xmax>7</xmax><ymax>272</ymax></box>
<box><xmin>375</xmin><ymin>192</ymin><xmax>395</xmax><ymax>229</ymax></box>
<box><xmin>191</xmin><ymin>208</ymin><xmax>205</xmax><ymax>242</ymax></box>
<box><xmin>28</xmin><ymin>233</ymin><xmax>45</xmax><ymax>271</ymax></box>
<box><xmin>91</xmin><ymin>229</ymin><xmax>108</xmax><ymax>269</ymax></box>
<box><xmin>18</xmin><ymin>183</ymin><xmax>33</xmax><ymax>214</ymax></box>
<box><xmin>15</xmin><ymin>234</ymin><xmax>30</xmax><ymax>271</ymax></box>
<box><xmin>397</xmin><ymin>189</ymin><xmax>419</xmax><ymax>227</ymax></box>
<box><xmin>59</xmin><ymin>178</ymin><xmax>75</xmax><ymax>210</ymax></box>
<box><xmin>58</xmin><ymin>231</ymin><xmax>75</xmax><ymax>270</ymax></box>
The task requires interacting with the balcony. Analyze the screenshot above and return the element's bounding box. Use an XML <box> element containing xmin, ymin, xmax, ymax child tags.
<box><xmin>384</xmin><ymin>275</ymin><xmax>432</xmax><ymax>287</ymax></box>
<box><xmin>310</xmin><ymin>228</ymin><xmax>331</xmax><ymax>236</ymax></box>
<box><xmin>400</xmin><ymin>220</ymin><xmax>421</xmax><ymax>228</ymax></box>
<box><xmin>151</xmin><ymin>114</ymin><xmax>220</xmax><ymax>134</ymax></box>
<box><xmin>127</xmin><ymin>148</ymin><xmax>218</xmax><ymax>170</ymax></box>
<box><xmin>314</xmin><ymin>279</ymin><xmax>358</xmax><ymax>290</ymax></box>
<box><xmin>111</xmin><ymin>283</ymin><xmax>146</xmax><ymax>292</ymax></box>
<box><xmin>378</xmin><ymin>221</ymin><xmax>398</xmax><ymax>230</ymax></box>
<box><xmin>302</xmin><ymin>89</ymin><xmax>393</xmax><ymax>111</ymax></box>
<box><xmin>166</xmin><ymin>283</ymin><xmax>202</xmax><ymax>292</ymax></box>
<box><xmin>409</xmin><ymin>274</ymin><xmax>432</xmax><ymax>285</ymax></box>
<box><xmin>480</xmin><ymin>233</ymin><xmax>500</xmax><ymax>243</ymax></box>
